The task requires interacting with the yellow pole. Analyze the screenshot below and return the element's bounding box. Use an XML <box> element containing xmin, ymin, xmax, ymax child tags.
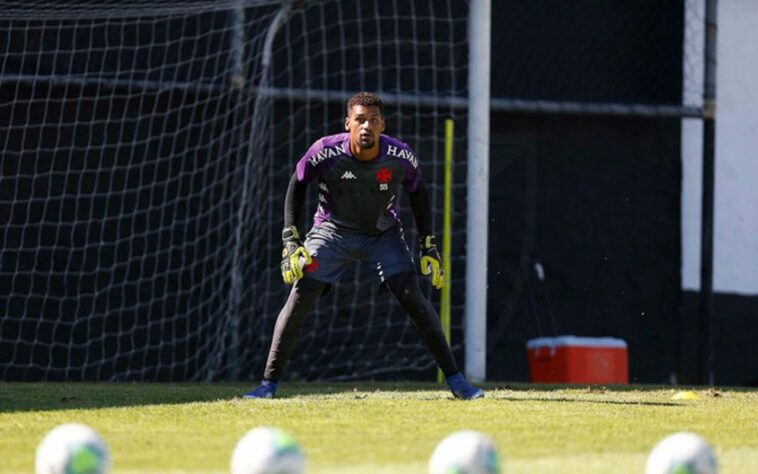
<box><xmin>438</xmin><ymin>119</ymin><xmax>454</xmax><ymax>384</ymax></box>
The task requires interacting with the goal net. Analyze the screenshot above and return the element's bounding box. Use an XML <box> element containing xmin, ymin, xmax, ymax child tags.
<box><xmin>0</xmin><ymin>0</ymin><xmax>469</xmax><ymax>381</ymax></box>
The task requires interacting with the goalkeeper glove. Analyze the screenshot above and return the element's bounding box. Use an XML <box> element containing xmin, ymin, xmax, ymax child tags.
<box><xmin>418</xmin><ymin>235</ymin><xmax>445</xmax><ymax>290</ymax></box>
<box><xmin>280</xmin><ymin>226</ymin><xmax>312</xmax><ymax>285</ymax></box>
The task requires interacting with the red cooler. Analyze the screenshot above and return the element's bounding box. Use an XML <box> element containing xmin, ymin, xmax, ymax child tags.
<box><xmin>526</xmin><ymin>336</ymin><xmax>628</xmax><ymax>384</ymax></box>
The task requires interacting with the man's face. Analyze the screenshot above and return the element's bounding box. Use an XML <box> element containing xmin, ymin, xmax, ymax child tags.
<box><xmin>345</xmin><ymin>104</ymin><xmax>385</xmax><ymax>150</ymax></box>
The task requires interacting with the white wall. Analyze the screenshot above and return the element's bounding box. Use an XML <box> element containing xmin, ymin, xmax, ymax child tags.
<box><xmin>682</xmin><ymin>0</ymin><xmax>758</xmax><ymax>295</ymax></box>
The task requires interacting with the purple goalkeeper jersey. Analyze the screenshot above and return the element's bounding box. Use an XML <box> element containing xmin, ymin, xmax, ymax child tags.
<box><xmin>295</xmin><ymin>132</ymin><xmax>422</xmax><ymax>234</ymax></box>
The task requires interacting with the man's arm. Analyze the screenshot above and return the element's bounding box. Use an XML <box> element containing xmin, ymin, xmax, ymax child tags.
<box><xmin>280</xmin><ymin>172</ymin><xmax>311</xmax><ymax>284</ymax></box>
<box><xmin>408</xmin><ymin>180</ymin><xmax>444</xmax><ymax>289</ymax></box>
<box><xmin>407</xmin><ymin>179</ymin><xmax>431</xmax><ymax>237</ymax></box>
<box><xmin>283</xmin><ymin>172</ymin><xmax>309</xmax><ymax>228</ymax></box>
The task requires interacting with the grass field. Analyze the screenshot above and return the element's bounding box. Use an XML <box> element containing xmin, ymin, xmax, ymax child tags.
<box><xmin>1</xmin><ymin>382</ymin><xmax>757</xmax><ymax>473</ymax></box>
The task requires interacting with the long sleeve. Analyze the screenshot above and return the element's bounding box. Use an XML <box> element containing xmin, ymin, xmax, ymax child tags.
<box><xmin>283</xmin><ymin>171</ymin><xmax>309</xmax><ymax>229</ymax></box>
<box><xmin>407</xmin><ymin>179</ymin><xmax>432</xmax><ymax>236</ymax></box>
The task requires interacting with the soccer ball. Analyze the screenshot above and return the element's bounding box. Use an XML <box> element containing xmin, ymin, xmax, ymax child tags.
<box><xmin>35</xmin><ymin>423</ymin><xmax>110</xmax><ymax>474</ymax></box>
<box><xmin>230</xmin><ymin>426</ymin><xmax>305</xmax><ymax>474</ymax></box>
<box><xmin>428</xmin><ymin>430</ymin><xmax>502</xmax><ymax>474</ymax></box>
<box><xmin>645</xmin><ymin>432</ymin><xmax>718</xmax><ymax>474</ymax></box>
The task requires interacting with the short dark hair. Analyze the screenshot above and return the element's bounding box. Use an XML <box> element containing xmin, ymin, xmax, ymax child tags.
<box><xmin>346</xmin><ymin>91</ymin><xmax>383</xmax><ymax>115</ymax></box>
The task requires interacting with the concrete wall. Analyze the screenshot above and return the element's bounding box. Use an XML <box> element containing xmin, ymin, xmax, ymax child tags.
<box><xmin>682</xmin><ymin>0</ymin><xmax>758</xmax><ymax>295</ymax></box>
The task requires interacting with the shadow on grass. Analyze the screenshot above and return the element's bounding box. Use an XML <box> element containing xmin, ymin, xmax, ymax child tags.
<box><xmin>0</xmin><ymin>381</ymin><xmax>448</xmax><ymax>413</ymax></box>
<box><xmin>0</xmin><ymin>382</ymin><xmax>248</xmax><ymax>413</ymax></box>
<box><xmin>483</xmin><ymin>382</ymin><xmax>734</xmax><ymax>407</ymax></box>
<box><xmin>487</xmin><ymin>383</ymin><xmax>689</xmax><ymax>391</ymax></box>
<box><xmin>494</xmin><ymin>395</ymin><xmax>682</xmax><ymax>407</ymax></box>
<box><xmin>0</xmin><ymin>381</ymin><xmax>729</xmax><ymax>412</ymax></box>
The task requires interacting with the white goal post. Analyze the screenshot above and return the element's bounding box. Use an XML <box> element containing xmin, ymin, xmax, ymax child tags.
<box><xmin>464</xmin><ymin>0</ymin><xmax>490</xmax><ymax>383</ymax></box>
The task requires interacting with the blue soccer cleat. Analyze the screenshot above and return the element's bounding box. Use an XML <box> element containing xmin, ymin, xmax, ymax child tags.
<box><xmin>446</xmin><ymin>372</ymin><xmax>485</xmax><ymax>400</ymax></box>
<box><xmin>243</xmin><ymin>380</ymin><xmax>278</xmax><ymax>399</ymax></box>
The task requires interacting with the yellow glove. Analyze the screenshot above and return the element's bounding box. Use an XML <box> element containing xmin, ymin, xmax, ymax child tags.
<box><xmin>418</xmin><ymin>235</ymin><xmax>445</xmax><ymax>290</ymax></box>
<box><xmin>280</xmin><ymin>226</ymin><xmax>312</xmax><ymax>284</ymax></box>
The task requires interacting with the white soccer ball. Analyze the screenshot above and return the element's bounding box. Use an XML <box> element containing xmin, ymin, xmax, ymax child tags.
<box><xmin>231</xmin><ymin>427</ymin><xmax>305</xmax><ymax>474</ymax></box>
<box><xmin>428</xmin><ymin>430</ymin><xmax>502</xmax><ymax>474</ymax></box>
<box><xmin>35</xmin><ymin>423</ymin><xmax>110</xmax><ymax>474</ymax></box>
<box><xmin>646</xmin><ymin>432</ymin><xmax>718</xmax><ymax>474</ymax></box>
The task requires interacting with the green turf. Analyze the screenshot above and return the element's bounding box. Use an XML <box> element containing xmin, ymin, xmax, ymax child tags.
<box><xmin>1</xmin><ymin>382</ymin><xmax>756</xmax><ymax>473</ymax></box>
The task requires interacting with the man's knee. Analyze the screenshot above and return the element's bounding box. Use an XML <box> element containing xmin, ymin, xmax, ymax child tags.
<box><xmin>386</xmin><ymin>271</ymin><xmax>444</xmax><ymax>340</ymax></box>
<box><xmin>385</xmin><ymin>271</ymin><xmax>423</xmax><ymax>303</ymax></box>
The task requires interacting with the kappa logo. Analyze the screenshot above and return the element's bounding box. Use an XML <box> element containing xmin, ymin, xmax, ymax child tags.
<box><xmin>341</xmin><ymin>171</ymin><xmax>358</xmax><ymax>180</ymax></box>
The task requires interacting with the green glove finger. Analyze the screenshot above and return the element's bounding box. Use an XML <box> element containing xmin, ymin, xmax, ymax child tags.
<box><xmin>282</xmin><ymin>263</ymin><xmax>295</xmax><ymax>284</ymax></box>
<box><xmin>421</xmin><ymin>256</ymin><xmax>445</xmax><ymax>290</ymax></box>
<box><xmin>431</xmin><ymin>261</ymin><xmax>441</xmax><ymax>289</ymax></box>
<box><xmin>288</xmin><ymin>247</ymin><xmax>312</xmax><ymax>281</ymax></box>
<box><xmin>295</xmin><ymin>247</ymin><xmax>312</xmax><ymax>266</ymax></box>
<box><xmin>281</xmin><ymin>248</ymin><xmax>292</xmax><ymax>284</ymax></box>
<box><xmin>434</xmin><ymin>268</ymin><xmax>445</xmax><ymax>290</ymax></box>
<box><xmin>288</xmin><ymin>255</ymin><xmax>303</xmax><ymax>281</ymax></box>
<box><xmin>420</xmin><ymin>255</ymin><xmax>434</xmax><ymax>276</ymax></box>
<box><xmin>281</xmin><ymin>244</ymin><xmax>301</xmax><ymax>284</ymax></box>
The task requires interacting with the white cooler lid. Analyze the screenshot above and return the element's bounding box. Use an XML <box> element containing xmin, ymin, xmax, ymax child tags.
<box><xmin>526</xmin><ymin>335</ymin><xmax>627</xmax><ymax>349</ymax></box>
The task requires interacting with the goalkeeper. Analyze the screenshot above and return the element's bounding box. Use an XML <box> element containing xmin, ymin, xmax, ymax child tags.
<box><xmin>244</xmin><ymin>92</ymin><xmax>484</xmax><ymax>400</ymax></box>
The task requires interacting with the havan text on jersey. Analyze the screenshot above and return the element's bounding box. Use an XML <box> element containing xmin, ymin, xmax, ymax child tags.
<box><xmin>386</xmin><ymin>144</ymin><xmax>417</xmax><ymax>169</ymax></box>
<box><xmin>308</xmin><ymin>143</ymin><xmax>346</xmax><ymax>166</ymax></box>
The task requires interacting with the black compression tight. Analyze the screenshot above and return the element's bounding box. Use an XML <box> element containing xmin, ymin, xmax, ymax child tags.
<box><xmin>262</xmin><ymin>272</ymin><xmax>459</xmax><ymax>381</ymax></box>
<box><xmin>263</xmin><ymin>277</ymin><xmax>327</xmax><ymax>381</ymax></box>
<box><xmin>385</xmin><ymin>271</ymin><xmax>459</xmax><ymax>377</ymax></box>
